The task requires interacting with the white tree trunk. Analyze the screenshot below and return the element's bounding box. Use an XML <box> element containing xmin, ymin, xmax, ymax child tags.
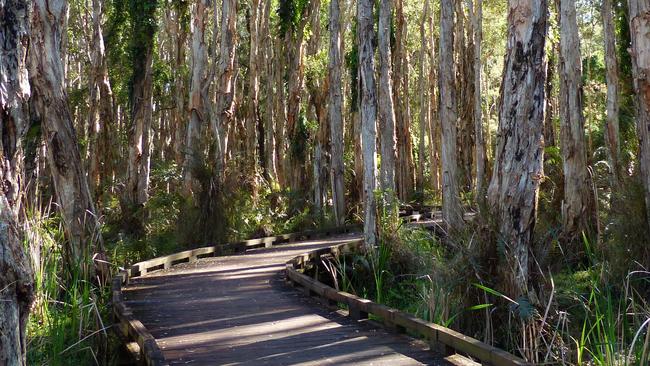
<box><xmin>30</xmin><ymin>0</ymin><xmax>103</xmax><ymax>271</ymax></box>
<box><xmin>627</xmin><ymin>0</ymin><xmax>650</xmax><ymax>230</ymax></box>
<box><xmin>184</xmin><ymin>0</ymin><xmax>208</xmax><ymax>195</ymax></box>
<box><xmin>212</xmin><ymin>0</ymin><xmax>237</xmax><ymax>173</ymax></box>
<box><xmin>487</xmin><ymin>0</ymin><xmax>548</xmax><ymax>298</ymax></box>
<box><xmin>358</xmin><ymin>0</ymin><xmax>378</xmax><ymax>247</ymax></box>
<box><xmin>469</xmin><ymin>0</ymin><xmax>486</xmax><ymax>202</ymax></box>
<box><xmin>417</xmin><ymin>0</ymin><xmax>429</xmax><ymax>193</ymax></box>
<box><xmin>558</xmin><ymin>0</ymin><xmax>597</xmax><ymax>241</ymax></box>
<box><xmin>0</xmin><ymin>3</ymin><xmax>34</xmax><ymax>364</ymax></box>
<box><xmin>439</xmin><ymin>0</ymin><xmax>464</xmax><ymax>231</ymax></box>
<box><xmin>378</xmin><ymin>0</ymin><xmax>397</xmax><ymax>198</ymax></box>
<box><xmin>329</xmin><ymin>0</ymin><xmax>347</xmax><ymax>225</ymax></box>
<box><xmin>87</xmin><ymin>0</ymin><xmax>115</xmax><ymax>200</ymax></box>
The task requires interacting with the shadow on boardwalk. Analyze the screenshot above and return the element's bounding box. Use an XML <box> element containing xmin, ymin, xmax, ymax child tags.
<box><xmin>124</xmin><ymin>236</ymin><xmax>454</xmax><ymax>365</ymax></box>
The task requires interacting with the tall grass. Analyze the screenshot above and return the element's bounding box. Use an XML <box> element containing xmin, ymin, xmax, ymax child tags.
<box><xmin>25</xmin><ymin>206</ymin><xmax>111</xmax><ymax>366</ymax></box>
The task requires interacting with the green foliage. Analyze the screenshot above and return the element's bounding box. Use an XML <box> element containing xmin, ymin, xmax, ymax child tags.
<box><xmin>26</xmin><ymin>211</ymin><xmax>116</xmax><ymax>365</ymax></box>
<box><xmin>277</xmin><ymin>0</ymin><xmax>310</xmax><ymax>35</ymax></box>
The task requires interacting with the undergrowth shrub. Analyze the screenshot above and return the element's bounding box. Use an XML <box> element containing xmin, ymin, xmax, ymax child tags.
<box><xmin>25</xmin><ymin>208</ymin><xmax>116</xmax><ymax>366</ymax></box>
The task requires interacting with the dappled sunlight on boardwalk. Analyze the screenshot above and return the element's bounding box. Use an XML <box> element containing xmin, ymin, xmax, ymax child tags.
<box><xmin>124</xmin><ymin>235</ymin><xmax>453</xmax><ymax>365</ymax></box>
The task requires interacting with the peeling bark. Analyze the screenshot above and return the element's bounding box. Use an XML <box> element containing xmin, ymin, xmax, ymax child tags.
<box><xmin>184</xmin><ymin>0</ymin><xmax>208</xmax><ymax>196</ymax></box>
<box><xmin>487</xmin><ymin>0</ymin><xmax>548</xmax><ymax>298</ymax></box>
<box><xmin>627</xmin><ymin>0</ymin><xmax>650</xmax><ymax>229</ymax></box>
<box><xmin>439</xmin><ymin>0</ymin><xmax>465</xmax><ymax>231</ymax></box>
<box><xmin>558</xmin><ymin>0</ymin><xmax>597</xmax><ymax>241</ymax></box>
<box><xmin>30</xmin><ymin>0</ymin><xmax>104</xmax><ymax>270</ymax></box>
<box><xmin>329</xmin><ymin>0</ymin><xmax>346</xmax><ymax>225</ymax></box>
<box><xmin>602</xmin><ymin>0</ymin><xmax>620</xmax><ymax>185</ymax></box>
<box><xmin>0</xmin><ymin>3</ymin><xmax>34</xmax><ymax>364</ymax></box>
<box><xmin>378</xmin><ymin>0</ymin><xmax>397</xmax><ymax>200</ymax></box>
<box><xmin>358</xmin><ymin>0</ymin><xmax>378</xmax><ymax>247</ymax></box>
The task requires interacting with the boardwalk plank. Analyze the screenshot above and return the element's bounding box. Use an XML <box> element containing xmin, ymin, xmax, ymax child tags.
<box><xmin>124</xmin><ymin>235</ymin><xmax>453</xmax><ymax>365</ymax></box>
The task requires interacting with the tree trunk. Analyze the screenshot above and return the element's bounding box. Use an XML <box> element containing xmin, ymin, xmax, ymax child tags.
<box><xmin>469</xmin><ymin>0</ymin><xmax>486</xmax><ymax>203</ymax></box>
<box><xmin>558</xmin><ymin>0</ymin><xmax>597</xmax><ymax>242</ymax></box>
<box><xmin>329</xmin><ymin>0</ymin><xmax>346</xmax><ymax>225</ymax></box>
<box><xmin>247</xmin><ymin>0</ymin><xmax>261</xmax><ymax>191</ymax></box>
<box><xmin>378</xmin><ymin>0</ymin><xmax>397</xmax><ymax>202</ymax></box>
<box><xmin>0</xmin><ymin>2</ymin><xmax>35</xmax><ymax>364</ymax></box>
<box><xmin>30</xmin><ymin>0</ymin><xmax>104</xmax><ymax>273</ymax></box>
<box><xmin>273</xmin><ymin>35</ymin><xmax>287</xmax><ymax>187</ymax></box>
<box><xmin>602</xmin><ymin>0</ymin><xmax>621</xmax><ymax>185</ymax></box>
<box><xmin>285</xmin><ymin>14</ymin><xmax>310</xmax><ymax>193</ymax></box>
<box><xmin>428</xmin><ymin>4</ymin><xmax>440</xmax><ymax>194</ymax></box>
<box><xmin>487</xmin><ymin>0</ymin><xmax>547</xmax><ymax>298</ymax></box>
<box><xmin>627</xmin><ymin>0</ymin><xmax>650</xmax><ymax>230</ymax></box>
<box><xmin>417</xmin><ymin>1</ymin><xmax>429</xmax><ymax>194</ymax></box>
<box><xmin>172</xmin><ymin>2</ymin><xmax>190</xmax><ymax>166</ymax></box>
<box><xmin>262</xmin><ymin>0</ymin><xmax>277</xmax><ymax>183</ymax></box>
<box><xmin>544</xmin><ymin>42</ymin><xmax>557</xmax><ymax>148</ymax></box>
<box><xmin>213</xmin><ymin>0</ymin><xmax>237</xmax><ymax>173</ymax></box>
<box><xmin>439</xmin><ymin>0</ymin><xmax>464</xmax><ymax>231</ymax></box>
<box><xmin>394</xmin><ymin>0</ymin><xmax>415</xmax><ymax>201</ymax></box>
<box><xmin>125</xmin><ymin>0</ymin><xmax>157</xmax><ymax>216</ymax></box>
<box><xmin>88</xmin><ymin>0</ymin><xmax>115</xmax><ymax>202</ymax></box>
<box><xmin>358</xmin><ymin>0</ymin><xmax>378</xmax><ymax>247</ymax></box>
<box><xmin>184</xmin><ymin>0</ymin><xmax>208</xmax><ymax>196</ymax></box>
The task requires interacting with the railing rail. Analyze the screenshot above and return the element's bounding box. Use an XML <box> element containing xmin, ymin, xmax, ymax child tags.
<box><xmin>285</xmin><ymin>240</ymin><xmax>529</xmax><ymax>366</ymax></box>
<box><xmin>111</xmin><ymin>224</ymin><xmax>364</xmax><ymax>365</ymax></box>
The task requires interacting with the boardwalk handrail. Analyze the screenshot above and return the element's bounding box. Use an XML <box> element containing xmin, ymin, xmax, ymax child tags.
<box><xmin>285</xmin><ymin>241</ymin><xmax>529</xmax><ymax>366</ymax></box>
<box><xmin>111</xmin><ymin>224</ymin><xmax>365</xmax><ymax>365</ymax></box>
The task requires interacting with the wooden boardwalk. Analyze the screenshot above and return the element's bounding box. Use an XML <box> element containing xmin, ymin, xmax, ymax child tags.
<box><xmin>123</xmin><ymin>233</ymin><xmax>460</xmax><ymax>365</ymax></box>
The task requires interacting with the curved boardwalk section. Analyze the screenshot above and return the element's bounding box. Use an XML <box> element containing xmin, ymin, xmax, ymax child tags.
<box><xmin>122</xmin><ymin>234</ymin><xmax>453</xmax><ymax>365</ymax></box>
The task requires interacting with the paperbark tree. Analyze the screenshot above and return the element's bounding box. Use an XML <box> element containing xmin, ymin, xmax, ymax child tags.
<box><xmin>213</xmin><ymin>0</ymin><xmax>237</xmax><ymax>173</ymax></box>
<box><xmin>262</xmin><ymin>0</ymin><xmax>278</xmax><ymax>183</ymax></box>
<box><xmin>417</xmin><ymin>0</ymin><xmax>429</xmax><ymax>193</ymax></box>
<box><xmin>247</xmin><ymin>0</ymin><xmax>262</xmax><ymax>188</ymax></box>
<box><xmin>30</xmin><ymin>0</ymin><xmax>104</xmax><ymax>271</ymax></box>
<box><xmin>558</xmin><ymin>0</ymin><xmax>597</xmax><ymax>242</ymax></box>
<box><xmin>0</xmin><ymin>3</ymin><xmax>35</xmax><ymax>364</ymax></box>
<box><xmin>378</xmin><ymin>0</ymin><xmax>397</xmax><ymax>202</ymax></box>
<box><xmin>358</xmin><ymin>0</ymin><xmax>378</xmax><ymax>247</ymax></box>
<box><xmin>88</xmin><ymin>0</ymin><xmax>115</xmax><ymax>200</ymax></box>
<box><xmin>488</xmin><ymin>0</ymin><xmax>548</xmax><ymax>298</ymax></box>
<box><xmin>184</xmin><ymin>0</ymin><xmax>208</xmax><ymax>196</ymax></box>
<box><xmin>428</xmin><ymin>3</ymin><xmax>440</xmax><ymax>193</ymax></box>
<box><xmin>394</xmin><ymin>0</ymin><xmax>415</xmax><ymax>200</ymax></box>
<box><xmin>602</xmin><ymin>0</ymin><xmax>620</xmax><ymax>186</ymax></box>
<box><xmin>439</xmin><ymin>0</ymin><xmax>464</xmax><ymax>231</ymax></box>
<box><xmin>627</xmin><ymin>0</ymin><xmax>650</xmax><ymax>229</ymax></box>
<box><xmin>125</xmin><ymin>0</ymin><xmax>157</xmax><ymax>217</ymax></box>
<box><xmin>544</xmin><ymin>43</ymin><xmax>557</xmax><ymax>148</ymax></box>
<box><xmin>469</xmin><ymin>0</ymin><xmax>486</xmax><ymax>202</ymax></box>
<box><xmin>329</xmin><ymin>0</ymin><xmax>346</xmax><ymax>225</ymax></box>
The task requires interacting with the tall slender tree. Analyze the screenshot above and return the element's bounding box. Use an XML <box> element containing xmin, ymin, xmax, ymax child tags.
<box><xmin>627</xmin><ymin>0</ymin><xmax>650</xmax><ymax>230</ymax></box>
<box><xmin>0</xmin><ymin>2</ymin><xmax>35</xmax><ymax>364</ymax></box>
<box><xmin>88</xmin><ymin>0</ymin><xmax>115</xmax><ymax>200</ymax></box>
<box><xmin>30</xmin><ymin>0</ymin><xmax>104</xmax><ymax>273</ymax></box>
<box><xmin>213</xmin><ymin>0</ymin><xmax>237</xmax><ymax>173</ymax></box>
<box><xmin>184</xmin><ymin>0</ymin><xmax>209</xmax><ymax>196</ymax></box>
<box><xmin>125</xmin><ymin>0</ymin><xmax>158</xmax><ymax>218</ymax></box>
<box><xmin>417</xmin><ymin>0</ymin><xmax>429</xmax><ymax>194</ymax></box>
<box><xmin>602</xmin><ymin>0</ymin><xmax>621</xmax><ymax>186</ymax></box>
<box><xmin>488</xmin><ymin>0</ymin><xmax>548</xmax><ymax>298</ymax></box>
<box><xmin>558</xmin><ymin>0</ymin><xmax>597</xmax><ymax>242</ymax></box>
<box><xmin>469</xmin><ymin>0</ymin><xmax>486</xmax><ymax>202</ymax></box>
<box><xmin>358</xmin><ymin>0</ymin><xmax>378</xmax><ymax>247</ymax></box>
<box><xmin>439</xmin><ymin>0</ymin><xmax>464</xmax><ymax>231</ymax></box>
<box><xmin>378</xmin><ymin>0</ymin><xmax>397</xmax><ymax>204</ymax></box>
<box><xmin>329</xmin><ymin>0</ymin><xmax>346</xmax><ymax>225</ymax></box>
<box><xmin>394</xmin><ymin>0</ymin><xmax>415</xmax><ymax>200</ymax></box>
